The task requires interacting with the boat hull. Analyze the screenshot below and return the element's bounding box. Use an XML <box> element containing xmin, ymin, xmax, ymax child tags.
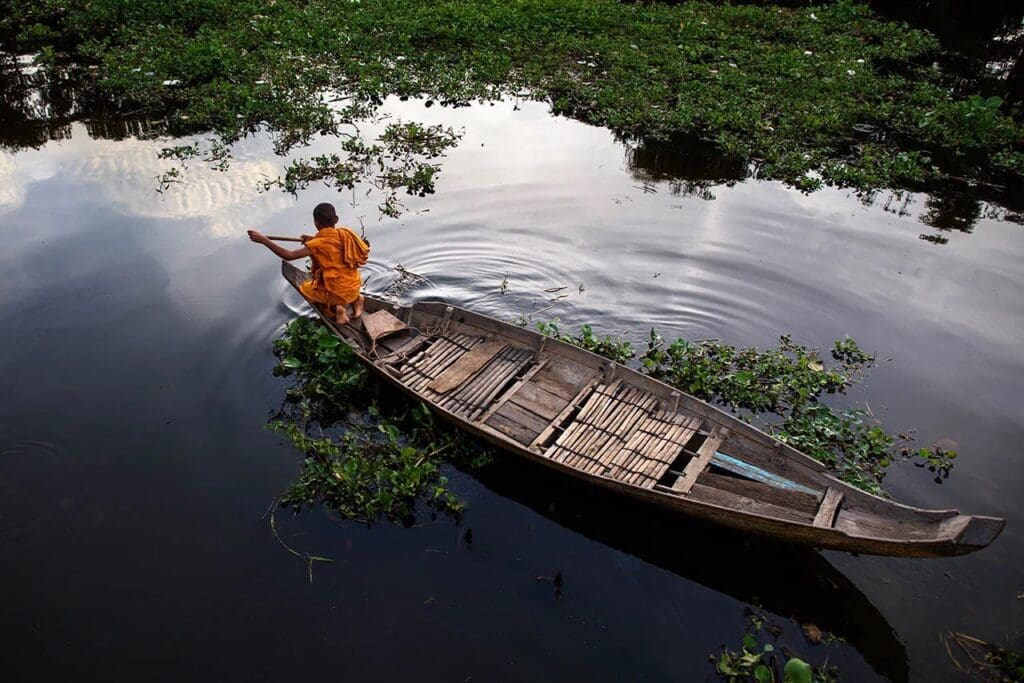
<box><xmin>280</xmin><ymin>261</ymin><xmax>1005</xmax><ymax>557</ymax></box>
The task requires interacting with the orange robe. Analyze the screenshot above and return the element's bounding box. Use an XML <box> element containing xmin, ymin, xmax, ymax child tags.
<box><xmin>299</xmin><ymin>226</ymin><xmax>370</xmax><ymax>306</ymax></box>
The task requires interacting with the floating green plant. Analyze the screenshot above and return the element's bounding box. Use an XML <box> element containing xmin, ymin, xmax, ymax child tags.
<box><xmin>3</xmin><ymin>0</ymin><xmax>1021</xmax><ymax>206</ymax></box>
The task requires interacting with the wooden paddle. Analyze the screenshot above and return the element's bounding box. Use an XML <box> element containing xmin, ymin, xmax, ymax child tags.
<box><xmin>264</xmin><ymin>235</ymin><xmax>305</xmax><ymax>242</ymax></box>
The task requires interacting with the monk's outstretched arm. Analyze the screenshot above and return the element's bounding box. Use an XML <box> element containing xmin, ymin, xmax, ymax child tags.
<box><xmin>247</xmin><ymin>230</ymin><xmax>310</xmax><ymax>261</ymax></box>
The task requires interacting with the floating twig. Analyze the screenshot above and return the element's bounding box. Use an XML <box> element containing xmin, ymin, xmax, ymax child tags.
<box><xmin>268</xmin><ymin>503</ymin><xmax>334</xmax><ymax>584</ymax></box>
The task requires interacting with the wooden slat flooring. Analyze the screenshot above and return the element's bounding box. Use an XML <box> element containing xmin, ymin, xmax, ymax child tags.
<box><xmin>428</xmin><ymin>340</ymin><xmax>506</xmax><ymax>393</ymax></box>
<box><xmin>398</xmin><ymin>334</ymin><xmax>481</xmax><ymax>391</ymax></box>
<box><xmin>432</xmin><ymin>346</ymin><xmax>535</xmax><ymax>419</ymax></box>
<box><xmin>529</xmin><ymin>381</ymin><xmax>713</xmax><ymax>489</ymax></box>
<box><xmin>396</xmin><ymin>332</ymin><xmax>827</xmax><ymax>525</ymax></box>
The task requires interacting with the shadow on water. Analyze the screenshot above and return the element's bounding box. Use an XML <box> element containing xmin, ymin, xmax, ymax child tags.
<box><xmin>621</xmin><ymin>134</ymin><xmax>747</xmax><ymax>200</ymax></box>
<box><xmin>0</xmin><ymin>53</ymin><xmax>182</xmax><ymax>152</ymax></box>
<box><xmin>465</xmin><ymin>454</ymin><xmax>910</xmax><ymax>683</ymax></box>
<box><xmin>866</xmin><ymin>0</ymin><xmax>1024</xmax><ymax>104</ymax></box>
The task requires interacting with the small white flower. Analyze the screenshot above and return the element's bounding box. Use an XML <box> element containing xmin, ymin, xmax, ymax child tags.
<box><xmin>255</xmin><ymin>79</ymin><xmax>266</xmax><ymax>85</ymax></box>
<box><xmin>162</xmin><ymin>79</ymin><xmax>180</xmax><ymax>86</ymax></box>
<box><xmin>132</xmin><ymin>67</ymin><xmax>141</xmax><ymax>72</ymax></box>
<box><xmin>856</xmin><ymin>58</ymin><xmax>865</xmax><ymax>64</ymax></box>
<box><xmin>804</xmin><ymin>50</ymin><xmax>813</xmax><ymax>56</ymax></box>
<box><xmin>810</xmin><ymin>12</ymin><xmax>817</xmax><ymax>20</ymax></box>
<box><xmin>846</xmin><ymin>69</ymin><xmax>856</xmax><ymax>76</ymax></box>
<box><xmin>729</xmin><ymin>62</ymin><xmax>737</xmax><ymax>68</ymax></box>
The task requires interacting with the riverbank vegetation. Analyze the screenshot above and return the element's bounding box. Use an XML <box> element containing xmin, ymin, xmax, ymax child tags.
<box><xmin>3</xmin><ymin>0</ymin><xmax>1021</xmax><ymax>208</ymax></box>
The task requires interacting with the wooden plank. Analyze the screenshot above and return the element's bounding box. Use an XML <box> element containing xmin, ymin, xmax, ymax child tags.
<box><xmin>685</xmin><ymin>482</ymin><xmax>813</xmax><ymax>524</ymax></box>
<box><xmin>530</xmin><ymin>380</ymin><xmax>600</xmax><ymax>451</ymax></box>
<box><xmin>636</xmin><ymin>418</ymin><xmax>698</xmax><ymax>487</ymax></box>
<box><xmin>610</xmin><ymin>403</ymin><xmax>670</xmax><ymax>481</ymax></box>
<box><xmin>813</xmin><ymin>487</ymin><xmax>844</xmax><ymax>528</ymax></box>
<box><xmin>465</xmin><ymin>349</ymin><xmax>534</xmax><ymax>418</ymax></box>
<box><xmin>567</xmin><ymin>384</ymin><xmax>627</xmax><ymax>457</ymax></box>
<box><xmin>700</xmin><ymin>472</ymin><xmax>821</xmax><ymax>516</ymax></box>
<box><xmin>427</xmin><ymin>340</ymin><xmax>505</xmax><ymax>393</ymax></box>
<box><xmin>835</xmin><ymin>507</ymin><xmax>940</xmax><ymax>540</ymax></box>
<box><xmin>477</xmin><ymin>358</ymin><xmax>550</xmax><ymax>423</ymax></box>
<box><xmin>557</xmin><ymin>385</ymin><xmax>617</xmax><ymax>451</ymax></box>
<box><xmin>638</xmin><ymin>421</ymin><xmax>699</xmax><ymax>483</ymax></box>
<box><xmin>409</xmin><ymin>342</ymin><xmax>471</xmax><ymax>390</ymax></box>
<box><xmin>673</xmin><ymin>427</ymin><xmax>730</xmax><ymax>494</ymax></box>
<box><xmin>565</xmin><ymin>387</ymin><xmax>637</xmax><ymax>469</ymax></box>
<box><xmin>582</xmin><ymin>396</ymin><xmax>655</xmax><ymax>474</ymax></box>
<box><xmin>611</xmin><ymin>399</ymin><xmax>663</xmax><ymax>470</ymax></box>
<box><xmin>405</xmin><ymin>338</ymin><xmax>463</xmax><ymax>378</ymax></box>
<box><xmin>485</xmin><ymin>412</ymin><xmax>541</xmax><ymax>445</ymax></box>
<box><xmin>606</xmin><ymin>425</ymin><xmax>660</xmax><ymax>480</ymax></box>
<box><xmin>449</xmin><ymin>354</ymin><xmax>530</xmax><ymax>418</ymax></box>
<box><xmin>379</xmin><ymin>333</ymin><xmax>428</xmax><ymax>363</ymax></box>
<box><xmin>449</xmin><ymin>352</ymin><xmax>513</xmax><ymax>406</ymax></box>
<box><xmin>626</xmin><ymin>414</ymin><xmax>675</xmax><ymax>485</ymax></box>
<box><xmin>509</xmin><ymin>381</ymin><xmax>566</xmax><ymax>421</ymax></box>
<box><xmin>493</xmin><ymin>402</ymin><xmax>549</xmax><ymax>435</ymax></box>
<box><xmin>711</xmin><ymin>452</ymin><xmax>822</xmax><ymax>498</ymax></box>
<box><xmin>530</xmin><ymin>371</ymin><xmax>580</xmax><ymax>400</ymax></box>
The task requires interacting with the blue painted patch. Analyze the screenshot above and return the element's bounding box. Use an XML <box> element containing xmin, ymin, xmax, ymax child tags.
<box><xmin>711</xmin><ymin>451</ymin><xmax>821</xmax><ymax>497</ymax></box>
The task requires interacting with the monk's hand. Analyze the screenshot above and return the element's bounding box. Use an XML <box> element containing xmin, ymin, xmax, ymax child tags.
<box><xmin>247</xmin><ymin>229</ymin><xmax>265</xmax><ymax>244</ymax></box>
<box><xmin>300</xmin><ymin>234</ymin><xmax>315</xmax><ymax>244</ymax></box>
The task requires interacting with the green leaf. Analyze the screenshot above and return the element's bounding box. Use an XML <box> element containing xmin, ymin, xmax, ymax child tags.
<box><xmin>318</xmin><ymin>334</ymin><xmax>340</xmax><ymax>349</ymax></box>
<box><xmin>783</xmin><ymin>658</ymin><xmax>813</xmax><ymax>683</ymax></box>
<box><xmin>754</xmin><ymin>663</ymin><xmax>774</xmax><ymax>683</ymax></box>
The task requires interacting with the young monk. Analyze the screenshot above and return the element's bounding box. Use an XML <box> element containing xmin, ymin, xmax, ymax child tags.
<box><xmin>248</xmin><ymin>202</ymin><xmax>369</xmax><ymax>324</ymax></box>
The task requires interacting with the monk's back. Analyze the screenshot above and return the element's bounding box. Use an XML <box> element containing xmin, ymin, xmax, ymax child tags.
<box><xmin>302</xmin><ymin>226</ymin><xmax>369</xmax><ymax>305</ymax></box>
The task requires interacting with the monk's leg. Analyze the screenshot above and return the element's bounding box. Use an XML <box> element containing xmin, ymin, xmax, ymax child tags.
<box><xmin>352</xmin><ymin>294</ymin><xmax>365</xmax><ymax>319</ymax></box>
<box><xmin>334</xmin><ymin>304</ymin><xmax>350</xmax><ymax>325</ymax></box>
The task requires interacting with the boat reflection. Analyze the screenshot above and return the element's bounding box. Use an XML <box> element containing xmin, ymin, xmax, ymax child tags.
<box><xmin>470</xmin><ymin>455</ymin><xmax>909</xmax><ymax>683</ymax></box>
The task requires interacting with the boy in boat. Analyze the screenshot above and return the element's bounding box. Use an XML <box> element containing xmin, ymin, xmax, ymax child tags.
<box><xmin>248</xmin><ymin>202</ymin><xmax>369</xmax><ymax>324</ymax></box>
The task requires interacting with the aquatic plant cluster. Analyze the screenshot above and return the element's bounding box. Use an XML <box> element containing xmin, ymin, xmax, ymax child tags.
<box><xmin>943</xmin><ymin>631</ymin><xmax>1024</xmax><ymax>683</ymax></box>
<box><xmin>711</xmin><ymin>606</ymin><xmax>839</xmax><ymax>683</ymax></box>
<box><xmin>270</xmin><ymin>317</ymin><xmax>486</xmax><ymax>523</ymax></box>
<box><xmin>3</xmin><ymin>0</ymin><xmax>1022</xmax><ymax>203</ymax></box>
<box><xmin>536</xmin><ymin>324</ymin><xmax>952</xmax><ymax>496</ymax></box>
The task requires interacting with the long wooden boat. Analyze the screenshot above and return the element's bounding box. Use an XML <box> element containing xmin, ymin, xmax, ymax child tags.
<box><xmin>282</xmin><ymin>262</ymin><xmax>1004</xmax><ymax>557</ymax></box>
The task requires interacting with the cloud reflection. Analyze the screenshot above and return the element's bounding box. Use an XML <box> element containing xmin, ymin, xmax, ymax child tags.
<box><xmin>0</xmin><ymin>124</ymin><xmax>293</xmax><ymax>237</ymax></box>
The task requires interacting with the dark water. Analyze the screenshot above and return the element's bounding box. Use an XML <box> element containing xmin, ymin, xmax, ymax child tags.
<box><xmin>2</xmin><ymin>48</ymin><xmax>1024</xmax><ymax>683</ymax></box>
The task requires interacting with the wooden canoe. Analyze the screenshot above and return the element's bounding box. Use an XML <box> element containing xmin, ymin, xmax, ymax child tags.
<box><xmin>282</xmin><ymin>262</ymin><xmax>1005</xmax><ymax>557</ymax></box>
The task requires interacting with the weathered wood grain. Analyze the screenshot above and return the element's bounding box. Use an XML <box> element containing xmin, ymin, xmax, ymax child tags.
<box><xmin>427</xmin><ymin>340</ymin><xmax>506</xmax><ymax>393</ymax></box>
<box><xmin>813</xmin><ymin>487</ymin><xmax>845</xmax><ymax>528</ymax></box>
<box><xmin>673</xmin><ymin>427</ymin><xmax>730</xmax><ymax>494</ymax></box>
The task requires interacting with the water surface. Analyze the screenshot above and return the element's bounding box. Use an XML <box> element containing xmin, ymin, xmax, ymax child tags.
<box><xmin>1</xmin><ymin>95</ymin><xmax>1022</xmax><ymax>681</ymax></box>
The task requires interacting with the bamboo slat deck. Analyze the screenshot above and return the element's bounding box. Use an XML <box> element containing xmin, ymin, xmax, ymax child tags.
<box><xmin>281</xmin><ymin>262</ymin><xmax>1006</xmax><ymax>557</ymax></box>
